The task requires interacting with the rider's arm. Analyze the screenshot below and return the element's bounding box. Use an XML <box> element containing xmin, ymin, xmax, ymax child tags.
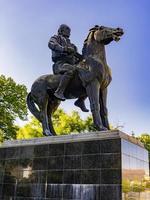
<box><xmin>48</xmin><ymin>35</ymin><xmax>66</xmax><ymax>52</ymax></box>
<box><xmin>71</xmin><ymin>44</ymin><xmax>83</xmax><ymax>61</ymax></box>
<box><xmin>71</xmin><ymin>44</ymin><xmax>78</xmax><ymax>53</ymax></box>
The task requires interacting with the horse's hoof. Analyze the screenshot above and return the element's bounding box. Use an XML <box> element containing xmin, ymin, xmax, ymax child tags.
<box><xmin>100</xmin><ymin>127</ymin><xmax>108</xmax><ymax>131</ymax></box>
<box><xmin>43</xmin><ymin>129</ymin><xmax>53</xmax><ymax>136</ymax></box>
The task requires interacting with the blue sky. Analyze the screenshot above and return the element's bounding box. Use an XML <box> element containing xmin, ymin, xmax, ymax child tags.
<box><xmin>0</xmin><ymin>0</ymin><xmax>150</xmax><ymax>135</ymax></box>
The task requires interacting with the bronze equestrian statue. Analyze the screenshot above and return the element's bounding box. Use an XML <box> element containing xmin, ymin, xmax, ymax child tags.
<box><xmin>27</xmin><ymin>25</ymin><xmax>124</xmax><ymax>136</ymax></box>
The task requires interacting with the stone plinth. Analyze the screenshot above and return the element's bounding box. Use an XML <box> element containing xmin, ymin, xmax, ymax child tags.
<box><xmin>0</xmin><ymin>130</ymin><xmax>149</xmax><ymax>200</ymax></box>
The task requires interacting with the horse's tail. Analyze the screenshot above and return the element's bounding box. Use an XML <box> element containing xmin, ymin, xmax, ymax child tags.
<box><xmin>26</xmin><ymin>92</ymin><xmax>41</xmax><ymax>122</ymax></box>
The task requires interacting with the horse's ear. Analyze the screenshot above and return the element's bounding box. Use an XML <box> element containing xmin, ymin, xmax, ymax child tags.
<box><xmin>89</xmin><ymin>25</ymin><xmax>99</xmax><ymax>31</ymax></box>
<box><xmin>94</xmin><ymin>30</ymin><xmax>103</xmax><ymax>41</ymax></box>
<box><xmin>88</xmin><ymin>31</ymin><xmax>95</xmax><ymax>41</ymax></box>
<box><xmin>84</xmin><ymin>31</ymin><xmax>95</xmax><ymax>44</ymax></box>
<box><xmin>84</xmin><ymin>25</ymin><xmax>100</xmax><ymax>44</ymax></box>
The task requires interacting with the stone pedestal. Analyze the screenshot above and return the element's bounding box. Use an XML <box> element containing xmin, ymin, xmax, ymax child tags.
<box><xmin>0</xmin><ymin>130</ymin><xmax>149</xmax><ymax>200</ymax></box>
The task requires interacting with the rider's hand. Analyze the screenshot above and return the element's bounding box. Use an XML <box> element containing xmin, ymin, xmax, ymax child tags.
<box><xmin>66</xmin><ymin>47</ymin><xmax>75</xmax><ymax>54</ymax></box>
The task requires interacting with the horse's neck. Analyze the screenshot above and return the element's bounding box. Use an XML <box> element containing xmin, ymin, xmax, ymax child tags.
<box><xmin>84</xmin><ymin>42</ymin><xmax>107</xmax><ymax>66</ymax></box>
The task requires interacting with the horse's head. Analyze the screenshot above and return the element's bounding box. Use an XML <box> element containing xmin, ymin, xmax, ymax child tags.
<box><xmin>85</xmin><ymin>25</ymin><xmax>124</xmax><ymax>45</ymax></box>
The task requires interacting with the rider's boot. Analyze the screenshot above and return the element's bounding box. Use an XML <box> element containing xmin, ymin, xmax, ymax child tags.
<box><xmin>74</xmin><ymin>97</ymin><xmax>89</xmax><ymax>112</ymax></box>
<box><xmin>54</xmin><ymin>74</ymin><xmax>71</xmax><ymax>101</ymax></box>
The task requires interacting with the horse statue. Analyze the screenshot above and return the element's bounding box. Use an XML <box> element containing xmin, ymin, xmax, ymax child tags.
<box><xmin>27</xmin><ymin>25</ymin><xmax>124</xmax><ymax>136</ymax></box>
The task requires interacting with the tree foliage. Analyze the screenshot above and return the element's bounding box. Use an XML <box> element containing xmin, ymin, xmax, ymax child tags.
<box><xmin>53</xmin><ymin>109</ymin><xmax>90</xmax><ymax>135</ymax></box>
<box><xmin>17</xmin><ymin>117</ymin><xmax>43</xmax><ymax>139</ymax></box>
<box><xmin>137</xmin><ymin>133</ymin><xmax>150</xmax><ymax>153</ymax></box>
<box><xmin>17</xmin><ymin>109</ymin><xmax>95</xmax><ymax>139</ymax></box>
<box><xmin>0</xmin><ymin>75</ymin><xmax>28</xmax><ymax>141</ymax></box>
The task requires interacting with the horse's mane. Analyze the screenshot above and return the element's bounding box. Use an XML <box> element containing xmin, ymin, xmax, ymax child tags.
<box><xmin>82</xmin><ymin>31</ymin><xmax>95</xmax><ymax>56</ymax></box>
<box><xmin>82</xmin><ymin>26</ymin><xmax>99</xmax><ymax>56</ymax></box>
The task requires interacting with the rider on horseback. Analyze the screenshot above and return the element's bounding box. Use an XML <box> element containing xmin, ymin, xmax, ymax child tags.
<box><xmin>48</xmin><ymin>24</ymin><xmax>88</xmax><ymax>112</ymax></box>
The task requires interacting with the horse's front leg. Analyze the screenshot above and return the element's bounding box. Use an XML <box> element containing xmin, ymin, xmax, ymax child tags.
<box><xmin>86</xmin><ymin>79</ymin><xmax>107</xmax><ymax>131</ymax></box>
<box><xmin>99</xmin><ymin>88</ymin><xmax>110</xmax><ymax>130</ymax></box>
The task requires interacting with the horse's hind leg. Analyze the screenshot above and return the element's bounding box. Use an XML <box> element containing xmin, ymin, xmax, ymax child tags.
<box><xmin>47</xmin><ymin>99</ymin><xmax>60</xmax><ymax>136</ymax></box>
<box><xmin>86</xmin><ymin>79</ymin><xmax>107</xmax><ymax>131</ymax></box>
<box><xmin>100</xmin><ymin>88</ymin><xmax>110</xmax><ymax>130</ymax></box>
<box><xmin>40</xmin><ymin>95</ymin><xmax>53</xmax><ymax>136</ymax></box>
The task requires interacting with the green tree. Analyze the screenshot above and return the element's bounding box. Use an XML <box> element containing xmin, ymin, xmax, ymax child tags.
<box><xmin>17</xmin><ymin>108</ymin><xmax>116</xmax><ymax>139</ymax></box>
<box><xmin>132</xmin><ymin>181</ymin><xmax>146</xmax><ymax>193</ymax></box>
<box><xmin>137</xmin><ymin>133</ymin><xmax>150</xmax><ymax>153</ymax></box>
<box><xmin>53</xmin><ymin>109</ymin><xmax>86</xmax><ymax>135</ymax></box>
<box><xmin>17</xmin><ymin>109</ymin><xmax>95</xmax><ymax>139</ymax></box>
<box><xmin>0</xmin><ymin>75</ymin><xmax>28</xmax><ymax>141</ymax></box>
<box><xmin>122</xmin><ymin>179</ymin><xmax>131</xmax><ymax>200</ymax></box>
<box><xmin>84</xmin><ymin>115</ymin><xmax>96</xmax><ymax>132</ymax></box>
<box><xmin>17</xmin><ymin>117</ymin><xmax>43</xmax><ymax>139</ymax></box>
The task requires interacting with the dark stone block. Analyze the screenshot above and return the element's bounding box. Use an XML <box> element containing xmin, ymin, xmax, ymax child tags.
<box><xmin>18</xmin><ymin>171</ymin><xmax>33</xmax><ymax>184</ymax></box>
<box><xmin>82</xmin><ymin>154</ymin><xmax>101</xmax><ymax>169</ymax></box>
<box><xmin>100</xmin><ymin>185</ymin><xmax>121</xmax><ymax>200</ymax></box>
<box><xmin>42</xmin><ymin>198</ymin><xmax>60</xmax><ymax>200</ymax></box>
<box><xmin>46</xmin><ymin>184</ymin><xmax>62</xmax><ymax>198</ymax></box>
<box><xmin>81</xmin><ymin>170</ymin><xmax>100</xmax><ymax>184</ymax></box>
<box><xmin>0</xmin><ymin>183</ymin><xmax>3</xmax><ymax>197</ymax></box>
<box><xmin>15</xmin><ymin>198</ymin><xmax>35</xmax><ymax>200</ymax></box>
<box><xmin>3</xmin><ymin>173</ymin><xmax>17</xmax><ymax>184</ymax></box>
<box><xmin>2</xmin><ymin>183</ymin><xmax>15</xmax><ymax>196</ymax></box>
<box><xmin>64</xmin><ymin>155</ymin><xmax>81</xmax><ymax>169</ymax></box>
<box><xmin>34</xmin><ymin>144</ymin><xmax>49</xmax><ymax>157</ymax></box>
<box><xmin>47</xmin><ymin>170</ymin><xmax>63</xmax><ymax>184</ymax></box>
<box><xmin>49</xmin><ymin>143</ymin><xmax>64</xmax><ymax>156</ymax></box>
<box><xmin>101</xmin><ymin>153</ymin><xmax>121</xmax><ymax>169</ymax></box>
<box><xmin>48</xmin><ymin>156</ymin><xmax>63</xmax><ymax>170</ymax></box>
<box><xmin>0</xmin><ymin>160</ymin><xmax>5</xmax><ymax>170</ymax></box>
<box><xmin>5</xmin><ymin>147</ymin><xmax>20</xmax><ymax>159</ymax></box>
<box><xmin>63</xmin><ymin>184</ymin><xmax>81</xmax><ymax>199</ymax></box>
<box><xmin>0</xmin><ymin>148</ymin><xmax>6</xmax><ymax>160</ymax></box>
<box><xmin>63</xmin><ymin>170</ymin><xmax>81</xmax><ymax>184</ymax></box>
<box><xmin>101</xmin><ymin>169</ymin><xmax>121</xmax><ymax>184</ymax></box>
<box><xmin>5</xmin><ymin>159</ymin><xmax>19</xmax><ymax>173</ymax></box>
<box><xmin>63</xmin><ymin>170</ymin><xmax>74</xmax><ymax>184</ymax></box>
<box><xmin>16</xmin><ymin>184</ymin><xmax>31</xmax><ymax>197</ymax></box>
<box><xmin>17</xmin><ymin>184</ymin><xmax>31</xmax><ymax>197</ymax></box>
<box><xmin>30</xmin><ymin>184</ymin><xmax>45</xmax><ymax>198</ymax></box>
<box><xmin>0</xmin><ymin>170</ymin><xmax>4</xmax><ymax>183</ymax></box>
<box><xmin>20</xmin><ymin>146</ymin><xmax>34</xmax><ymax>159</ymax></box>
<box><xmin>18</xmin><ymin>170</ymin><xmax>46</xmax><ymax>184</ymax></box>
<box><xmin>33</xmin><ymin>157</ymin><xmax>48</xmax><ymax>170</ymax></box>
<box><xmin>81</xmin><ymin>185</ymin><xmax>100</xmax><ymax>200</ymax></box>
<box><xmin>82</xmin><ymin>141</ymin><xmax>100</xmax><ymax>154</ymax></box>
<box><xmin>65</xmin><ymin>142</ymin><xmax>83</xmax><ymax>155</ymax></box>
<box><xmin>19</xmin><ymin>158</ymin><xmax>33</xmax><ymax>169</ymax></box>
<box><xmin>74</xmin><ymin>170</ymin><xmax>82</xmax><ymax>184</ymax></box>
<box><xmin>101</xmin><ymin>139</ymin><xmax>121</xmax><ymax>153</ymax></box>
<box><xmin>17</xmin><ymin>183</ymin><xmax>45</xmax><ymax>198</ymax></box>
<box><xmin>30</xmin><ymin>171</ymin><xmax>47</xmax><ymax>184</ymax></box>
<box><xmin>0</xmin><ymin>131</ymin><xmax>146</xmax><ymax>200</ymax></box>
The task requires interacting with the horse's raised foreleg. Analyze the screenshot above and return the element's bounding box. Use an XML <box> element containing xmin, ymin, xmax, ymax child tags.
<box><xmin>40</xmin><ymin>95</ymin><xmax>53</xmax><ymax>136</ymax></box>
<box><xmin>99</xmin><ymin>88</ymin><xmax>110</xmax><ymax>130</ymax></box>
<box><xmin>86</xmin><ymin>79</ymin><xmax>107</xmax><ymax>131</ymax></box>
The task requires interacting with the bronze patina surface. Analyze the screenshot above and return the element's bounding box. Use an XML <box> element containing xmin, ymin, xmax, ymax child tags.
<box><xmin>27</xmin><ymin>25</ymin><xmax>124</xmax><ymax>136</ymax></box>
